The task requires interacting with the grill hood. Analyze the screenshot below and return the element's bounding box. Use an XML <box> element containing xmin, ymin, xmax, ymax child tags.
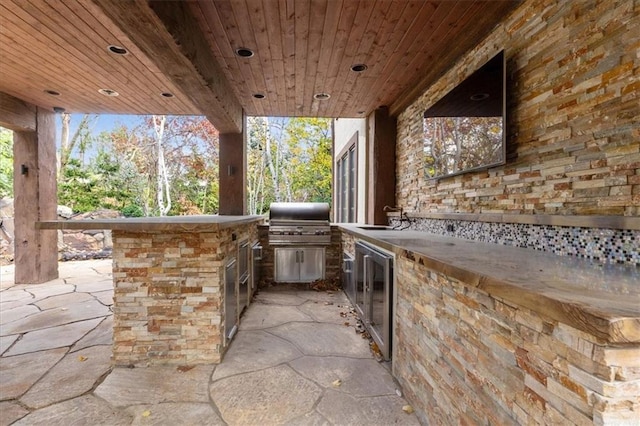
<box><xmin>269</xmin><ymin>202</ymin><xmax>330</xmax><ymax>223</ymax></box>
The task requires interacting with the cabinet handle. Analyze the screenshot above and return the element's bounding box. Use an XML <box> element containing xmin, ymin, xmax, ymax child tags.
<box><xmin>295</xmin><ymin>250</ymin><xmax>299</xmax><ymax>263</ymax></box>
<box><xmin>363</xmin><ymin>255</ymin><xmax>370</xmax><ymax>292</ymax></box>
<box><xmin>300</xmin><ymin>250</ymin><xmax>304</xmax><ymax>263</ymax></box>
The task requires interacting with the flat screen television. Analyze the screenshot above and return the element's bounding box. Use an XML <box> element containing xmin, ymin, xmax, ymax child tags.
<box><xmin>423</xmin><ymin>51</ymin><xmax>506</xmax><ymax>179</ymax></box>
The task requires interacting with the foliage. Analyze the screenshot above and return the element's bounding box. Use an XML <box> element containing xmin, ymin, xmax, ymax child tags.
<box><xmin>121</xmin><ymin>204</ymin><xmax>144</xmax><ymax>217</ymax></box>
<box><xmin>57</xmin><ymin>115</ymin><xmax>220</xmax><ymax>216</ymax></box>
<box><xmin>247</xmin><ymin>117</ymin><xmax>332</xmax><ymax>215</ymax></box>
<box><xmin>0</xmin><ymin>127</ymin><xmax>12</xmax><ymax>198</ymax></box>
<box><xmin>57</xmin><ymin>159</ymin><xmax>101</xmax><ymax>212</ymax></box>
<box><xmin>56</xmin><ymin>114</ymin><xmax>332</xmax><ymax>217</ymax></box>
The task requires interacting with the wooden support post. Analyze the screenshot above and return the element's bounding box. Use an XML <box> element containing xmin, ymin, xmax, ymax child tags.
<box><xmin>218</xmin><ymin>123</ymin><xmax>246</xmax><ymax>216</ymax></box>
<box><xmin>13</xmin><ymin>107</ymin><xmax>58</xmax><ymax>283</ymax></box>
<box><xmin>367</xmin><ymin>106</ymin><xmax>397</xmax><ymax>225</ymax></box>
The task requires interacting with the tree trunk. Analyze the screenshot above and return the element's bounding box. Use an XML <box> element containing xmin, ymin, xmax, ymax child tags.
<box><xmin>153</xmin><ymin>115</ymin><xmax>171</xmax><ymax>216</ymax></box>
<box><xmin>263</xmin><ymin>118</ymin><xmax>281</xmax><ymax>202</ymax></box>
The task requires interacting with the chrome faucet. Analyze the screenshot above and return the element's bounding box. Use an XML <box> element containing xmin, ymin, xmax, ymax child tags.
<box><xmin>383</xmin><ymin>205</ymin><xmax>413</xmax><ymax>230</ymax></box>
<box><xmin>383</xmin><ymin>205</ymin><xmax>403</xmax><ymax>216</ymax></box>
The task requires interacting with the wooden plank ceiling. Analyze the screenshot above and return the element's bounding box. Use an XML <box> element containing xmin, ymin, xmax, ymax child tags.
<box><xmin>0</xmin><ymin>0</ymin><xmax>519</xmax><ymax>132</ymax></box>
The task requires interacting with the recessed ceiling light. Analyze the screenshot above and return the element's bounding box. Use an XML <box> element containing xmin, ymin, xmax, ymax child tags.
<box><xmin>44</xmin><ymin>90</ymin><xmax>60</xmax><ymax>96</ymax></box>
<box><xmin>313</xmin><ymin>93</ymin><xmax>331</xmax><ymax>101</ymax></box>
<box><xmin>52</xmin><ymin>106</ymin><xmax>65</xmax><ymax>113</ymax></box>
<box><xmin>161</xmin><ymin>92</ymin><xmax>174</xmax><ymax>98</ymax></box>
<box><xmin>98</xmin><ymin>88</ymin><xmax>119</xmax><ymax>97</ymax></box>
<box><xmin>235</xmin><ymin>48</ymin><xmax>254</xmax><ymax>58</ymax></box>
<box><xmin>351</xmin><ymin>64</ymin><xmax>368</xmax><ymax>72</ymax></box>
<box><xmin>253</xmin><ymin>93</ymin><xmax>265</xmax><ymax>99</ymax></box>
<box><xmin>108</xmin><ymin>45</ymin><xmax>128</xmax><ymax>55</ymax></box>
<box><xmin>470</xmin><ymin>93</ymin><xmax>490</xmax><ymax>101</ymax></box>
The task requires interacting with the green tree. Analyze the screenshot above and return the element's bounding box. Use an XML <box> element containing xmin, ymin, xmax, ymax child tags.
<box><xmin>0</xmin><ymin>127</ymin><xmax>12</xmax><ymax>198</ymax></box>
<box><xmin>284</xmin><ymin>118</ymin><xmax>332</xmax><ymax>203</ymax></box>
<box><xmin>246</xmin><ymin>117</ymin><xmax>333</xmax><ymax>214</ymax></box>
<box><xmin>58</xmin><ymin>158</ymin><xmax>100</xmax><ymax>212</ymax></box>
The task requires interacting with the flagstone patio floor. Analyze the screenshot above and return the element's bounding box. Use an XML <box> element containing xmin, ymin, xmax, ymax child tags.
<box><xmin>0</xmin><ymin>260</ymin><xmax>419</xmax><ymax>425</ymax></box>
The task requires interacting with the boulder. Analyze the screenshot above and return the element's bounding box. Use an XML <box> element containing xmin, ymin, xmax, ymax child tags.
<box><xmin>2</xmin><ymin>202</ymin><xmax>121</xmax><ymax>263</ymax></box>
<box><xmin>63</xmin><ymin>232</ymin><xmax>102</xmax><ymax>252</ymax></box>
<box><xmin>57</xmin><ymin>205</ymin><xmax>73</xmax><ymax>219</ymax></box>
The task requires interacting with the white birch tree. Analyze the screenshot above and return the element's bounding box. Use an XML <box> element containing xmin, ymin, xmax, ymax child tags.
<box><xmin>153</xmin><ymin>115</ymin><xmax>171</xmax><ymax>216</ymax></box>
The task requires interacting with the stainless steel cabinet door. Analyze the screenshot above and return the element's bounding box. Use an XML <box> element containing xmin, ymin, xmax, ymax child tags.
<box><xmin>274</xmin><ymin>247</ymin><xmax>325</xmax><ymax>282</ymax></box>
<box><xmin>274</xmin><ymin>248</ymin><xmax>300</xmax><ymax>282</ymax></box>
<box><xmin>225</xmin><ymin>258</ymin><xmax>238</xmax><ymax>341</ymax></box>
<box><xmin>299</xmin><ymin>248</ymin><xmax>325</xmax><ymax>282</ymax></box>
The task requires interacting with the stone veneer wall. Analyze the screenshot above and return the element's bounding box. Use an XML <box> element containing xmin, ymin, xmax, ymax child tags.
<box><xmin>396</xmin><ymin>0</ymin><xmax>639</xmax><ymax>217</ymax></box>
<box><xmin>111</xmin><ymin>223</ymin><xmax>257</xmax><ymax>366</ymax></box>
<box><xmin>395</xmin><ymin>253</ymin><xmax>640</xmax><ymax>425</ymax></box>
<box><xmin>257</xmin><ymin>225</ymin><xmax>343</xmax><ymax>285</ymax></box>
<box><xmin>389</xmin><ymin>217</ymin><xmax>639</xmax><ymax>266</ymax></box>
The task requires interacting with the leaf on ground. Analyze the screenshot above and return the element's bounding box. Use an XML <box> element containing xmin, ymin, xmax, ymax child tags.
<box><xmin>141</xmin><ymin>410</ymin><xmax>151</xmax><ymax>417</ymax></box>
<box><xmin>177</xmin><ymin>365</ymin><xmax>195</xmax><ymax>373</ymax></box>
<box><xmin>402</xmin><ymin>405</ymin><xmax>414</xmax><ymax>414</ymax></box>
<box><xmin>77</xmin><ymin>355</ymin><xmax>88</xmax><ymax>362</ymax></box>
<box><xmin>332</xmin><ymin>379</ymin><xmax>342</xmax><ymax>387</ymax></box>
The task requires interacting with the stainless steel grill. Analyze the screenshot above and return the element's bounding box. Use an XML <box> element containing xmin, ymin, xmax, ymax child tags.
<box><xmin>268</xmin><ymin>202</ymin><xmax>331</xmax><ymax>246</ymax></box>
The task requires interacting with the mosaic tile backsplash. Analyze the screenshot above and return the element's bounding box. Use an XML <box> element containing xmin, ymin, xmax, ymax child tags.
<box><xmin>388</xmin><ymin>217</ymin><xmax>640</xmax><ymax>266</ymax></box>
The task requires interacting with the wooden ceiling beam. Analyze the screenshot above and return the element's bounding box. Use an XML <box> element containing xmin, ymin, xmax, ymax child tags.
<box><xmin>0</xmin><ymin>92</ymin><xmax>37</xmax><ymax>132</ymax></box>
<box><xmin>89</xmin><ymin>0</ymin><xmax>243</xmax><ymax>133</ymax></box>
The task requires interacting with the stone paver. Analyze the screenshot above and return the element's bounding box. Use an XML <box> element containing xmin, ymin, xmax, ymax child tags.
<box><xmin>239</xmin><ymin>303</ymin><xmax>313</xmax><ymax>330</ymax></box>
<box><xmin>72</xmin><ymin>279</ymin><xmax>114</xmax><ymax>293</ymax></box>
<box><xmin>0</xmin><ymin>348</ymin><xmax>67</xmax><ymax>399</ymax></box>
<box><xmin>91</xmin><ymin>290</ymin><xmax>114</xmax><ymax>306</ymax></box>
<box><xmin>0</xmin><ymin>334</ymin><xmax>19</xmax><ymax>355</ymax></box>
<box><xmin>5</xmin><ymin>317</ymin><xmax>103</xmax><ymax>356</ymax></box>
<box><xmin>0</xmin><ymin>259</ymin><xmax>420</xmax><ymax>425</ymax></box>
<box><xmin>1</xmin><ymin>299</ymin><xmax>110</xmax><ymax>335</ymax></box>
<box><xmin>253</xmin><ymin>291</ymin><xmax>307</xmax><ymax>306</ymax></box>
<box><xmin>210</xmin><ymin>364</ymin><xmax>322</xmax><ymax>425</ymax></box>
<box><xmin>0</xmin><ymin>400</ymin><xmax>29</xmax><ymax>425</ymax></box>
<box><xmin>317</xmin><ymin>390</ymin><xmax>421</xmax><ymax>425</ymax></box>
<box><xmin>95</xmin><ymin>365</ymin><xmax>214</xmax><ymax>407</ymax></box>
<box><xmin>71</xmin><ymin>316</ymin><xmax>113</xmax><ymax>352</ymax></box>
<box><xmin>298</xmin><ymin>299</ymin><xmax>355</xmax><ymax>324</ymax></box>
<box><xmin>0</xmin><ymin>304</ymin><xmax>40</xmax><ymax>326</ymax></box>
<box><xmin>34</xmin><ymin>291</ymin><xmax>94</xmax><ymax>310</ymax></box>
<box><xmin>270</xmin><ymin>321</ymin><xmax>373</xmax><ymax>358</ymax></box>
<box><xmin>13</xmin><ymin>395</ymin><xmax>132</xmax><ymax>426</ymax></box>
<box><xmin>125</xmin><ymin>403</ymin><xmax>224</xmax><ymax>425</ymax></box>
<box><xmin>0</xmin><ymin>288</ymin><xmax>34</xmax><ymax>303</ymax></box>
<box><xmin>20</xmin><ymin>345</ymin><xmax>112</xmax><ymax>409</ymax></box>
<box><xmin>20</xmin><ymin>283</ymin><xmax>75</xmax><ymax>302</ymax></box>
<box><xmin>289</xmin><ymin>356</ymin><xmax>399</xmax><ymax>397</ymax></box>
<box><xmin>212</xmin><ymin>330</ymin><xmax>302</xmax><ymax>381</ymax></box>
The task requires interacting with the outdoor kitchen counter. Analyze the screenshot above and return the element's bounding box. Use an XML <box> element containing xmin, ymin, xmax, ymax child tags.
<box><xmin>37</xmin><ymin>214</ymin><xmax>264</xmax><ymax>232</ymax></box>
<box><xmin>38</xmin><ymin>215</ymin><xmax>263</xmax><ymax>366</ymax></box>
<box><xmin>339</xmin><ymin>224</ymin><xmax>640</xmax><ymax>344</ymax></box>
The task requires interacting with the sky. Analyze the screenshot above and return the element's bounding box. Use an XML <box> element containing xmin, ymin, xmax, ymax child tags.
<box><xmin>56</xmin><ymin>113</ymin><xmax>142</xmax><ymax>141</ymax></box>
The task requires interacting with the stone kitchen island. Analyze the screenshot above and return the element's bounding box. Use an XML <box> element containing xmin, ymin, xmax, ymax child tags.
<box><xmin>38</xmin><ymin>215</ymin><xmax>263</xmax><ymax>366</ymax></box>
<box><xmin>340</xmin><ymin>225</ymin><xmax>640</xmax><ymax>425</ymax></box>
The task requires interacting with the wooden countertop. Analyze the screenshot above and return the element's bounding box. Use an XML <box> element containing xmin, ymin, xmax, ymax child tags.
<box><xmin>339</xmin><ymin>225</ymin><xmax>640</xmax><ymax>344</ymax></box>
<box><xmin>37</xmin><ymin>215</ymin><xmax>265</xmax><ymax>232</ymax></box>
